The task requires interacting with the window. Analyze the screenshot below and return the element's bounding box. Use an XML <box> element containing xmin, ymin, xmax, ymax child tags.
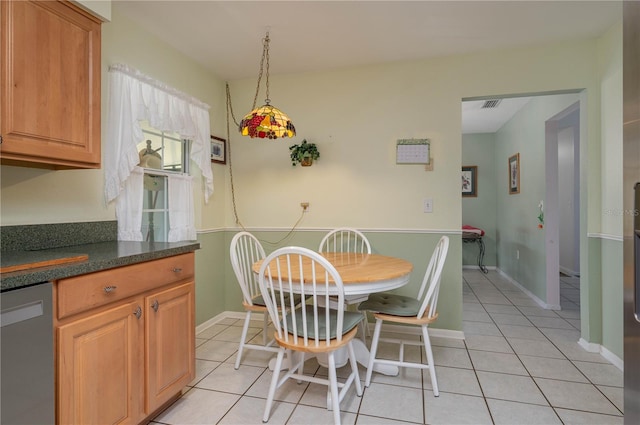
<box><xmin>137</xmin><ymin>121</ymin><xmax>190</xmax><ymax>242</ymax></box>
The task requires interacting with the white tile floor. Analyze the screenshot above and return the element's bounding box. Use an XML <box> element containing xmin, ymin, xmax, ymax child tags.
<box><xmin>150</xmin><ymin>270</ymin><xmax>623</xmax><ymax>424</ymax></box>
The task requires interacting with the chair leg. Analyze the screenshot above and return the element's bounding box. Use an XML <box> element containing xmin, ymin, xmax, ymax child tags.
<box><xmin>235</xmin><ymin>310</ymin><xmax>252</xmax><ymax>370</ymax></box>
<box><xmin>365</xmin><ymin>318</ymin><xmax>383</xmax><ymax>387</ymax></box>
<box><xmin>262</xmin><ymin>311</ymin><xmax>269</xmax><ymax>346</ymax></box>
<box><xmin>263</xmin><ymin>348</ymin><xmax>285</xmax><ymax>423</ymax></box>
<box><xmin>422</xmin><ymin>325</ymin><xmax>439</xmax><ymax>397</ymax></box>
<box><xmin>348</xmin><ymin>341</ymin><xmax>362</xmax><ymax>396</ymax></box>
<box><xmin>296</xmin><ymin>352</ymin><xmax>305</xmax><ymax>384</ymax></box>
<box><xmin>327</xmin><ymin>352</ymin><xmax>342</xmax><ymax>425</ymax></box>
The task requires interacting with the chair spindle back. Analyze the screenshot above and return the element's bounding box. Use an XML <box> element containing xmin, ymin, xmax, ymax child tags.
<box><xmin>230</xmin><ymin>232</ymin><xmax>266</xmax><ymax>305</ymax></box>
<box><xmin>319</xmin><ymin>227</ymin><xmax>371</xmax><ymax>254</ymax></box>
<box><xmin>417</xmin><ymin>236</ymin><xmax>449</xmax><ymax>320</ymax></box>
<box><xmin>258</xmin><ymin>247</ymin><xmax>346</xmax><ymax>348</ymax></box>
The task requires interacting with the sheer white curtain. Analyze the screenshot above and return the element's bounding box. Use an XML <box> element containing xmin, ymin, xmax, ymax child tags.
<box><xmin>105</xmin><ymin>64</ymin><xmax>214</xmax><ymax>241</ymax></box>
<box><xmin>115</xmin><ymin>166</ymin><xmax>144</xmax><ymax>241</ymax></box>
<box><xmin>167</xmin><ymin>174</ymin><xmax>196</xmax><ymax>242</ymax></box>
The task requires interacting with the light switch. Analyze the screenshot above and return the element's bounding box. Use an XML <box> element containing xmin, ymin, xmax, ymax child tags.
<box><xmin>423</xmin><ymin>198</ymin><xmax>433</xmax><ymax>213</ymax></box>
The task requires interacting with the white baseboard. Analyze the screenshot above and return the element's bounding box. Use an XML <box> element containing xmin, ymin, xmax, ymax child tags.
<box><xmin>578</xmin><ymin>337</ymin><xmax>600</xmax><ymax>352</ymax></box>
<box><xmin>601</xmin><ymin>345</ymin><xmax>624</xmax><ymax>371</ymax></box>
<box><xmin>195</xmin><ymin>311</ymin><xmax>249</xmax><ymax>334</ymax></box>
<box><xmin>559</xmin><ymin>266</ymin><xmax>580</xmax><ymax>277</ymax></box>
<box><xmin>463</xmin><ymin>265</ymin><xmax>496</xmax><ymax>271</ymax></box>
<box><xmin>496</xmin><ymin>268</ymin><xmax>561</xmax><ymax>310</ymax></box>
<box><xmin>578</xmin><ymin>338</ymin><xmax>623</xmax><ymax>371</ymax></box>
<box><xmin>198</xmin><ymin>311</ymin><xmax>465</xmax><ymax>341</ymax></box>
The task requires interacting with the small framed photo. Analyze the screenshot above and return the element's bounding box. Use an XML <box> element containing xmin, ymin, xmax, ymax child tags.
<box><xmin>508</xmin><ymin>153</ymin><xmax>520</xmax><ymax>194</ymax></box>
<box><xmin>461</xmin><ymin>166</ymin><xmax>477</xmax><ymax>197</ymax></box>
<box><xmin>211</xmin><ymin>136</ymin><xmax>226</xmax><ymax>164</ymax></box>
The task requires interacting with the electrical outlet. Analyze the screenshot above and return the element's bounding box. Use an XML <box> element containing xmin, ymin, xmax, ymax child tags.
<box><xmin>300</xmin><ymin>202</ymin><xmax>310</xmax><ymax>212</ymax></box>
<box><xmin>423</xmin><ymin>198</ymin><xmax>433</xmax><ymax>213</ymax></box>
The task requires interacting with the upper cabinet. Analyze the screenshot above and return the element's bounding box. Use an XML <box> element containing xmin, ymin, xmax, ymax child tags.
<box><xmin>0</xmin><ymin>0</ymin><xmax>101</xmax><ymax>169</ymax></box>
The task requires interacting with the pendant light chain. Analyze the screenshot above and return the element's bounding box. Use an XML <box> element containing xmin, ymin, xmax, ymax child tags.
<box><xmin>251</xmin><ymin>32</ymin><xmax>269</xmax><ymax>110</ymax></box>
<box><xmin>264</xmin><ymin>33</ymin><xmax>270</xmax><ymax>104</ymax></box>
<box><xmin>225</xmin><ymin>81</ymin><xmax>304</xmax><ymax>244</ymax></box>
<box><xmin>226</xmin><ymin>83</ymin><xmax>244</xmax><ymax>228</ymax></box>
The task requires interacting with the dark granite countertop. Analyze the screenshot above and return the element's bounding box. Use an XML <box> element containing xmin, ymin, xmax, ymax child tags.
<box><xmin>1</xmin><ymin>240</ymin><xmax>200</xmax><ymax>292</ymax></box>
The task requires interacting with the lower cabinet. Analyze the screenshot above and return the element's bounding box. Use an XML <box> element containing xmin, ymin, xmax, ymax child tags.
<box><xmin>58</xmin><ymin>300</ymin><xmax>144</xmax><ymax>425</ymax></box>
<box><xmin>55</xmin><ymin>254</ymin><xmax>195</xmax><ymax>425</ymax></box>
<box><xmin>145</xmin><ymin>282</ymin><xmax>195</xmax><ymax>414</ymax></box>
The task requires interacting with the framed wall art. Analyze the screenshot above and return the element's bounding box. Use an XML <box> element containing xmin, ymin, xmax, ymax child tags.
<box><xmin>461</xmin><ymin>166</ymin><xmax>477</xmax><ymax>197</ymax></box>
<box><xmin>211</xmin><ymin>136</ymin><xmax>226</xmax><ymax>164</ymax></box>
<box><xmin>508</xmin><ymin>153</ymin><xmax>520</xmax><ymax>194</ymax></box>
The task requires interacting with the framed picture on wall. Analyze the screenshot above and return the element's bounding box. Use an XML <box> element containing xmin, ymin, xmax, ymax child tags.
<box><xmin>461</xmin><ymin>166</ymin><xmax>477</xmax><ymax>197</ymax></box>
<box><xmin>508</xmin><ymin>153</ymin><xmax>520</xmax><ymax>194</ymax></box>
<box><xmin>210</xmin><ymin>136</ymin><xmax>226</xmax><ymax>164</ymax></box>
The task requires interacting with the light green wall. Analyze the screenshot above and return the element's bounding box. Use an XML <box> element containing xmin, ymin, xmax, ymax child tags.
<box><xmin>219</xmin><ymin>230</ymin><xmax>462</xmax><ymax>331</ymax></box>
<box><xmin>195</xmin><ymin>231</ymin><xmax>226</xmax><ymax>325</ymax></box>
<box><xmin>462</xmin><ymin>133</ymin><xmax>497</xmax><ymax>267</ymax></box>
<box><xmin>601</xmin><ymin>238</ymin><xmax>623</xmax><ymax>359</ymax></box>
<box><xmin>596</xmin><ymin>22</ymin><xmax>624</xmax><ymax>360</ymax></box>
<box><xmin>585</xmin><ymin>237</ymin><xmax>603</xmax><ymax>344</ymax></box>
<box><xmin>494</xmin><ymin>94</ymin><xmax>580</xmax><ymax>301</ymax></box>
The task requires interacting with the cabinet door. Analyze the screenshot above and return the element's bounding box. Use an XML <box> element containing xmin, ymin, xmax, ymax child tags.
<box><xmin>58</xmin><ymin>301</ymin><xmax>144</xmax><ymax>425</ymax></box>
<box><xmin>0</xmin><ymin>0</ymin><xmax>101</xmax><ymax>168</ymax></box>
<box><xmin>146</xmin><ymin>281</ymin><xmax>195</xmax><ymax>413</ymax></box>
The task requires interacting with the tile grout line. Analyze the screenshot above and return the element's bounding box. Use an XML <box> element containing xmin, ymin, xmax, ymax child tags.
<box><xmin>464</xmin><ymin>271</ymin><xmax>622</xmax><ymax>420</ymax></box>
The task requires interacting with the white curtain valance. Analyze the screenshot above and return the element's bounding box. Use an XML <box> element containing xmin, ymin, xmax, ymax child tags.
<box><xmin>104</xmin><ymin>63</ymin><xmax>214</xmax><ymax>204</ymax></box>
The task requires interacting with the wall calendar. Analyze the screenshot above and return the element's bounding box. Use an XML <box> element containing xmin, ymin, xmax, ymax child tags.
<box><xmin>396</xmin><ymin>139</ymin><xmax>431</xmax><ymax>164</ymax></box>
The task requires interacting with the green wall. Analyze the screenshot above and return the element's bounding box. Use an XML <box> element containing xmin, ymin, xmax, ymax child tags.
<box><xmin>196</xmin><ymin>230</ymin><xmax>462</xmax><ymax>331</ymax></box>
<box><xmin>462</xmin><ymin>133</ymin><xmax>497</xmax><ymax>267</ymax></box>
<box><xmin>601</xmin><ymin>238</ymin><xmax>623</xmax><ymax>359</ymax></box>
<box><xmin>495</xmin><ymin>94</ymin><xmax>580</xmax><ymax>302</ymax></box>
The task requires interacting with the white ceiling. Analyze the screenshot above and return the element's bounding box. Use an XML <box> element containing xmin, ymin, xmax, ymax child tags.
<box><xmin>112</xmin><ymin>0</ymin><xmax>621</xmax><ymax>133</ymax></box>
<box><xmin>462</xmin><ymin>97</ymin><xmax>533</xmax><ymax>133</ymax></box>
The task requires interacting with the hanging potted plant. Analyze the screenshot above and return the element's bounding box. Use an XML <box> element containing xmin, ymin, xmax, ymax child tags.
<box><xmin>289</xmin><ymin>139</ymin><xmax>320</xmax><ymax>166</ymax></box>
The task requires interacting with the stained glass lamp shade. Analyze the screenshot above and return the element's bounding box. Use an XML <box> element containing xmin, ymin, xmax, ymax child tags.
<box><xmin>239</xmin><ymin>103</ymin><xmax>296</xmax><ymax>139</ymax></box>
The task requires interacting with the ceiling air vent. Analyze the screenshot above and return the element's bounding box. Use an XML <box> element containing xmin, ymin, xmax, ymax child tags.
<box><xmin>481</xmin><ymin>99</ymin><xmax>502</xmax><ymax>109</ymax></box>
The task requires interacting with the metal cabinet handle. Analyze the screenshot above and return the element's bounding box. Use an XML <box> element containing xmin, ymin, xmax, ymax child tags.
<box><xmin>133</xmin><ymin>306</ymin><xmax>142</xmax><ymax>319</ymax></box>
<box><xmin>104</xmin><ymin>285</ymin><xmax>117</xmax><ymax>293</ymax></box>
<box><xmin>151</xmin><ymin>300</ymin><xmax>159</xmax><ymax>312</ymax></box>
<box><xmin>172</xmin><ymin>267</ymin><xmax>182</xmax><ymax>273</ymax></box>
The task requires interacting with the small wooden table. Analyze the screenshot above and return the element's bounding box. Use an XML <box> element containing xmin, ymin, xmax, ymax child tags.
<box><xmin>253</xmin><ymin>252</ymin><xmax>413</xmax><ymax>375</ymax></box>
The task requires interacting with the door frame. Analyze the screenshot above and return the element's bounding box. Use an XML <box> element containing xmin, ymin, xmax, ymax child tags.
<box><xmin>544</xmin><ymin>101</ymin><xmax>581</xmax><ymax>309</ymax></box>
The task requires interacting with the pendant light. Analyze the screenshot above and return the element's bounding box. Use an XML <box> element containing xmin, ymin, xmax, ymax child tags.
<box><xmin>239</xmin><ymin>31</ymin><xmax>296</xmax><ymax>139</ymax></box>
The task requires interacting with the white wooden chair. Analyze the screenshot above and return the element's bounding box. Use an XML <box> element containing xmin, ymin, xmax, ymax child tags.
<box><xmin>358</xmin><ymin>236</ymin><xmax>449</xmax><ymax>396</ymax></box>
<box><xmin>229</xmin><ymin>232</ymin><xmax>281</xmax><ymax>369</ymax></box>
<box><xmin>258</xmin><ymin>246</ymin><xmax>363</xmax><ymax>425</ymax></box>
<box><xmin>319</xmin><ymin>227</ymin><xmax>372</xmax><ymax>337</ymax></box>
<box><xmin>318</xmin><ymin>227</ymin><xmax>371</xmax><ymax>254</ymax></box>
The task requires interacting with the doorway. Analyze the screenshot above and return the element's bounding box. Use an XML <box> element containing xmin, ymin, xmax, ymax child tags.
<box><xmin>462</xmin><ymin>92</ymin><xmax>582</xmax><ymax>310</ymax></box>
<box><xmin>545</xmin><ymin>101</ymin><xmax>581</xmax><ymax>310</ymax></box>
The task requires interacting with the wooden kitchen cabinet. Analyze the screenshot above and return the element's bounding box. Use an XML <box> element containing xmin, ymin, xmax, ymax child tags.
<box><xmin>0</xmin><ymin>0</ymin><xmax>101</xmax><ymax>169</ymax></box>
<box><xmin>55</xmin><ymin>253</ymin><xmax>195</xmax><ymax>425</ymax></box>
<box><xmin>146</xmin><ymin>282</ymin><xmax>195</xmax><ymax>413</ymax></box>
<box><xmin>57</xmin><ymin>300</ymin><xmax>144</xmax><ymax>425</ymax></box>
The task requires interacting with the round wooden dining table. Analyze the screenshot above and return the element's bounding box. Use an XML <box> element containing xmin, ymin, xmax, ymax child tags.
<box><xmin>252</xmin><ymin>252</ymin><xmax>413</xmax><ymax>375</ymax></box>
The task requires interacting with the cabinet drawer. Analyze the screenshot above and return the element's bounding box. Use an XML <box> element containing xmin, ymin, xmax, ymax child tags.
<box><xmin>56</xmin><ymin>253</ymin><xmax>194</xmax><ymax>320</ymax></box>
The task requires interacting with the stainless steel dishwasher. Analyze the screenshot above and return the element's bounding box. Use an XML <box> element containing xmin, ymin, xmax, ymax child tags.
<box><xmin>1</xmin><ymin>283</ymin><xmax>55</xmax><ymax>425</ymax></box>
